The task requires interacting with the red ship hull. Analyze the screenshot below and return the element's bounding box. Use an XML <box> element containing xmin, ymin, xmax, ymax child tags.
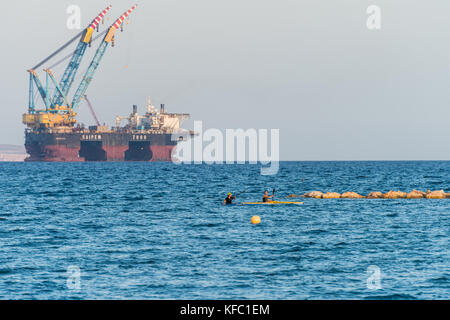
<box><xmin>24</xmin><ymin>131</ymin><xmax>177</xmax><ymax>162</ymax></box>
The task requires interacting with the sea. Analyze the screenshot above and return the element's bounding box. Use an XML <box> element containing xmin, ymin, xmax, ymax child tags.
<box><xmin>0</xmin><ymin>161</ymin><xmax>448</xmax><ymax>299</ymax></box>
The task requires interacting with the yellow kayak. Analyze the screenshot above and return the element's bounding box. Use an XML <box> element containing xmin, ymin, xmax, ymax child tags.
<box><xmin>241</xmin><ymin>201</ymin><xmax>303</xmax><ymax>205</ymax></box>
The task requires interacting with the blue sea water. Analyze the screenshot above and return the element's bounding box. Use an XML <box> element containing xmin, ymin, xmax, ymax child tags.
<box><xmin>0</xmin><ymin>161</ymin><xmax>448</xmax><ymax>300</ymax></box>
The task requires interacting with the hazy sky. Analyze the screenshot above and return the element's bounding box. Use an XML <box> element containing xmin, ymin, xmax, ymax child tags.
<box><xmin>1</xmin><ymin>0</ymin><xmax>450</xmax><ymax>160</ymax></box>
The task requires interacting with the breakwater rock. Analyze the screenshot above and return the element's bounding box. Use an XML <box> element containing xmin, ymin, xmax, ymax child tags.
<box><xmin>340</xmin><ymin>192</ymin><xmax>364</xmax><ymax>199</ymax></box>
<box><xmin>322</xmin><ymin>192</ymin><xmax>341</xmax><ymax>199</ymax></box>
<box><xmin>298</xmin><ymin>190</ymin><xmax>450</xmax><ymax>199</ymax></box>
<box><xmin>426</xmin><ymin>190</ymin><xmax>446</xmax><ymax>199</ymax></box>
<box><xmin>383</xmin><ymin>191</ymin><xmax>407</xmax><ymax>199</ymax></box>
<box><xmin>367</xmin><ymin>192</ymin><xmax>383</xmax><ymax>199</ymax></box>
<box><xmin>406</xmin><ymin>190</ymin><xmax>426</xmax><ymax>199</ymax></box>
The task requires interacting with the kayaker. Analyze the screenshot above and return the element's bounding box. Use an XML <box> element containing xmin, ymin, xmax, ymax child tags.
<box><xmin>223</xmin><ymin>192</ymin><xmax>236</xmax><ymax>205</ymax></box>
<box><xmin>262</xmin><ymin>190</ymin><xmax>274</xmax><ymax>203</ymax></box>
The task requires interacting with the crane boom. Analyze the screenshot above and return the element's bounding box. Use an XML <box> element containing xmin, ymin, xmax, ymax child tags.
<box><xmin>31</xmin><ymin>31</ymin><xmax>83</xmax><ymax>71</ymax></box>
<box><xmin>84</xmin><ymin>95</ymin><xmax>101</xmax><ymax>126</ymax></box>
<box><xmin>71</xmin><ymin>5</ymin><xmax>137</xmax><ymax>109</ymax></box>
<box><xmin>44</xmin><ymin>69</ymin><xmax>71</xmax><ymax>108</ymax></box>
<box><xmin>28</xmin><ymin>70</ymin><xmax>50</xmax><ymax>110</ymax></box>
<box><xmin>52</xmin><ymin>5</ymin><xmax>112</xmax><ymax>106</ymax></box>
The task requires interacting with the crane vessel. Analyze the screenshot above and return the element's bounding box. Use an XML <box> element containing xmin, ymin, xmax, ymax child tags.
<box><xmin>23</xmin><ymin>5</ymin><xmax>190</xmax><ymax>161</ymax></box>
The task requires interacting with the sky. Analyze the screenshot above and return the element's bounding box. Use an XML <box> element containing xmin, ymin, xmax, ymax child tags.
<box><xmin>1</xmin><ymin>0</ymin><xmax>450</xmax><ymax>160</ymax></box>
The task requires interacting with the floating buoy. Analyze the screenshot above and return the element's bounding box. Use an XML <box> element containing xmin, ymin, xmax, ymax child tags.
<box><xmin>251</xmin><ymin>216</ymin><xmax>261</xmax><ymax>224</ymax></box>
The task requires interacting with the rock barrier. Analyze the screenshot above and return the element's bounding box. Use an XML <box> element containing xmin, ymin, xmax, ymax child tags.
<box><xmin>298</xmin><ymin>190</ymin><xmax>449</xmax><ymax>199</ymax></box>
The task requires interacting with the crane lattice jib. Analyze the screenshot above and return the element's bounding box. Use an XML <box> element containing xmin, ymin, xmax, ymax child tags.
<box><xmin>71</xmin><ymin>5</ymin><xmax>137</xmax><ymax>109</ymax></box>
<box><xmin>84</xmin><ymin>95</ymin><xmax>101</xmax><ymax>126</ymax></box>
<box><xmin>52</xmin><ymin>5</ymin><xmax>112</xmax><ymax>107</ymax></box>
<box><xmin>28</xmin><ymin>70</ymin><xmax>50</xmax><ymax>110</ymax></box>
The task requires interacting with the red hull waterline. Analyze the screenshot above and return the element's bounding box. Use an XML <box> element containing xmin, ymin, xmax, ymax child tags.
<box><xmin>25</xmin><ymin>144</ymin><xmax>176</xmax><ymax>162</ymax></box>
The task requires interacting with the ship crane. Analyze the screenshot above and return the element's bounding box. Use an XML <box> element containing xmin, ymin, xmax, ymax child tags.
<box><xmin>23</xmin><ymin>5</ymin><xmax>138</xmax><ymax>130</ymax></box>
<box><xmin>27</xmin><ymin>6</ymin><xmax>112</xmax><ymax>113</ymax></box>
<box><xmin>83</xmin><ymin>95</ymin><xmax>101</xmax><ymax>127</ymax></box>
<box><xmin>72</xmin><ymin>5</ymin><xmax>137</xmax><ymax>109</ymax></box>
<box><xmin>116</xmin><ymin>116</ymin><xmax>130</xmax><ymax>128</ymax></box>
<box><xmin>52</xmin><ymin>5</ymin><xmax>112</xmax><ymax>106</ymax></box>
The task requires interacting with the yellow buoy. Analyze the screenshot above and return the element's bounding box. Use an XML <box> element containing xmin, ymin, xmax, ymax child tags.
<box><xmin>251</xmin><ymin>216</ymin><xmax>261</xmax><ymax>224</ymax></box>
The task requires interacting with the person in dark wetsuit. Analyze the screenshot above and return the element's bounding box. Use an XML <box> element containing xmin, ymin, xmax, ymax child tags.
<box><xmin>262</xmin><ymin>190</ymin><xmax>273</xmax><ymax>203</ymax></box>
<box><xmin>223</xmin><ymin>193</ymin><xmax>236</xmax><ymax>205</ymax></box>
